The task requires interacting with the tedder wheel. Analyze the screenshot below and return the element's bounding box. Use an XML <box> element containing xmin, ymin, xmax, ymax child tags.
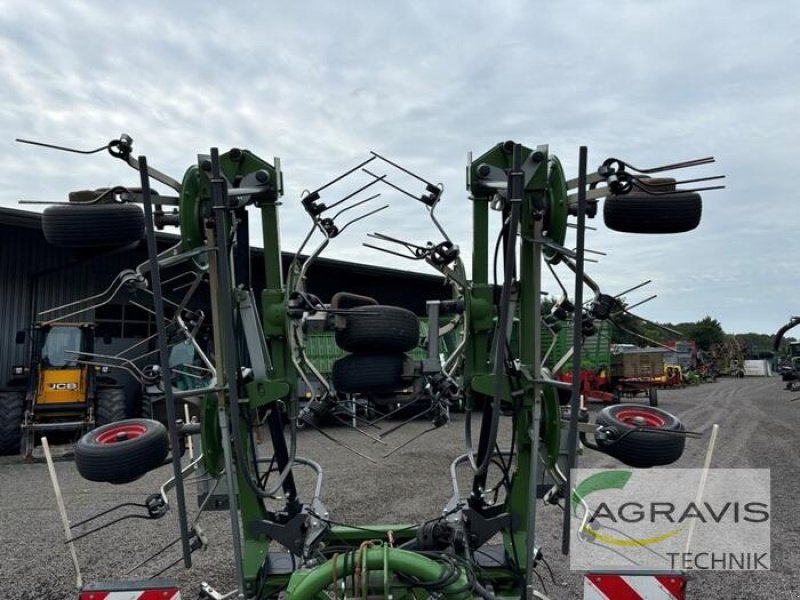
<box><xmin>332</xmin><ymin>354</ymin><xmax>408</xmax><ymax>393</ymax></box>
<box><xmin>42</xmin><ymin>203</ymin><xmax>145</xmax><ymax>248</ymax></box>
<box><xmin>95</xmin><ymin>387</ymin><xmax>130</xmax><ymax>426</ymax></box>
<box><xmin>75</xmin><ymin>419</ymin><xmax>169</xmax><ymax>484</ymax></box>
<box><xmin>649</xmin><ymin>386</ymin><xmax>659</xmax><ymax>407</ymax></box>
<box><xmin>335</xmin><ymin>306</ymin><xmax>420</xmax><ymax>353</ymax></box>
<box><xmin>0</xmin><ymin>391</ymin><xmax>24</xmax><ymax>455</ymax></box>
<box><xmin>595</xmin><ymin>404</ymin><xmax>685</xmax><ymax>468</ymax></box>
<box><xmin>603</xmin><ymin>190</ymin><xmax>702</xmax><ymax>234</ymax></box>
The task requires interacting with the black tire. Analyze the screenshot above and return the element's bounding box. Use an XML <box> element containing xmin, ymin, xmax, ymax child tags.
<box><xmin>335</xmin><ymin>306</ymin><xmax>419</xmax><ymax>353</ymax></box>
<box><xmin>649</xmin><ymin>387</ymin><xmax>658</xmax><ymax>407</ymax></box>
<box><xmin>332</xmin><ymin>354</ymin><xmax>408</xmax><ymax>393</ymax></box>
<box><xmin>595</xmin><ymin>404</ymin><xmax>685</xmax><ymax>468</ymax></box>
<box><xmin>42</xmin><ymin>203</ymin><xmax>145</xmax><ymax>248</ymax></box>
<box><xmin>603</xmin><ymin>191</ymin><xmax>702</xmax><ymax>234</ymax></box>
<box><xmin>96</xmin><ymin>387</ymin><xmax>129</xmax><ymax>426</ymax></box>
<box><xmin>0</xmin><ymin>391</ymin><xmax>24</xmax><ymax>455</ymax></box>
<box><xmin>75</xmin><ymin>419</ymin><xmax>169</xmax><ymax>484</ymax></box>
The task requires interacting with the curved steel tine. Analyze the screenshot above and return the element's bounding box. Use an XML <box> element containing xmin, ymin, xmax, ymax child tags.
<box><xmin>134</xmin><ymin>241</ymin><xmax>185</xmax><ymax>276</ymax></box>
<box><xmin>382</xmin><ymin>424</ymin><xmax>441</xmax><ymax>458</ymax></box>
<box><xmin>619</xmin><ymin>156</ymin><xmax>716</xmax><ymax>174</ymax></box>
<box><xmin>330</xmin><ymin>193</ymin><xmax>381</xmax><ymax>221</ymax></box>
<box><xmin>367</xmin><ymin>232</ymin><xmax>427</xmax><ymax>250</ymax></box>
<box><xmin>309</xmin><ymin>155</ymin><xmax>377</xmax><ymax>196</ymax></box>
<box><xmin>70</xmin><ymin>352</ymin><xmax>148</xmax><ymax>382</ymax></box>
<box><xmin>40</xmin><ymin>283</ymin><xmax>131</xmax><ymax>325</ymax></box>
<box><xmin>618</xmin><ymin>306</ymin><xmax>685</xmax><ymax>339</ymax></box>
<box><xmin>134</xmin><ymin>288</ymin><xmax>183</xmax><ymax>312</ymax></box>
<box><xmin>176</xmin><ymin>317</ymin><xmax>215</xmax><ymax>376</ymax></box>
<box><xmin>582</xmin><ymin>248</ymin><xmax>607</xmax><ymax>256</ymax></box>
<box><xmin>363</xmin><ymin>232</ymin><xmax>426</xmax><ymax>260</ymax></box>
<box><xmin>428</xmin><ymin>202</ymin><xmax>452</xmax><ymax>244</ymax></box>
<box><xmin>546</xmin><ymin>260</ymin><xmax>570</xmax><ymax>298</ymax></box>
<box><xmin>294</xmin><ymin>223</ymin><xmax>319</xmax><ymax>260</ymax></box>
<box><xmin>614</xmin><ymin>280</ymin><xmax>652</xmax><ymax>299</ymax></box>
<box><xmin>362</xmin><ymin>168</ymin><xmax>419</xmax><ymax>201</ymax></box>
<box><xmin>328</xmin><ymin>413</ymin><xmax>388</xmax><ymax>445</ymax></box>
<box><xmin>539</xmin><ymin>239</ymin><xmax>578</xmax><ymax>260</ymax></box>
<box><xmin>337</xmin><ymin>204</ymin><xmax>389</xmax><ymax>235</ymax></box>
<box><xmin>365</xmin><ymin>156</ymin><xmax>454</xmax><ymax>244</ymax></box>
<box><xmin>38</xmin><ymin>270</ymin><xmax>140</xmax><ymax>316</ymax></box>
<box><xmin>15</xmin><ymin>137</ymin><xmax>111</xmax><ymax>155</ymax></box>
<box><xmin>173</xmin><ymin>270</ymin><xmax>205</xmax><ymax>316</ymax></box>
<box><xmin>325</xmin><ymin>177</ymin><xmax>386</xmax><ymax>213</ymax></box>
<box><xmin>614</xmin><ymin>294</ymin><xmax>658</xmax><ymax>314</ymax></box>
<box><xmin>378</xmin><ymin>403</ymin><xmax>435</xmax><ymax>439</ymax></box>
<box><xmin>161</xmin><ymin>270</ymin><xmax>197</xmax><ymax>287</ymax></box>
<box><xmin>609</xmin><ymin>317</ymin><xmax>677</xmax><ymax>351</ymax></box>
<box><xmin>298</xmin><ymin>234</ymin><xmax>331</xmax><ymax>286</ymax></box>
<box><xmin>303</xmin><ymin>419</ymin><xmax>377</xmax><ymax>463</ymax></box>
<box><xmin>632</xmin><ymin>174</ymin><xmax>726</xmax><ymax>194</ymax></box>
<box><xmin>370</xmin><ymin>151</ymin><xmax>436</xmax><ymax>187</ymax></box>
<box><xmin>567</xmin><ymin>222</ymin><xmax>598</xmax><ymax>231</ymax></box>
<box><xmin>362</xmin><ymin>243</ymin><xmax>420</xmax><ymax>260</ymax></box>
<box><xmin>561</xmin><ymin>256</ymin><xmax>601</xmax><ymax>295</ymax></box>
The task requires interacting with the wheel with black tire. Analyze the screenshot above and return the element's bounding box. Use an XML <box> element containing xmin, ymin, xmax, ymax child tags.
<box><xmin>42</xmin><ymin>203</ymin><xmax>145</xmax><ymax>248</ymax></box>
<box><xmin>0</xmin><ymin>391</ymin><xmax>24</xmax><ymax>455</ymax></box>
<box><xmin>332</xmin><ymin>354</ymin><xmax>408</xmax><ymax>393</ymax></box>
<box><xmin>595</xmin><ymin>404</ymin><xmax>685</xmax><ymax>468</ymax></box>
<box><xmin>335</xmin><ymin>306</ymin><xmax>419</xmax><ymax>353</ymax></box>
<box><xmin>75</xmin><ymin>419</ymin><xmax>169</xmax><ymax>484</ymax></box>
<box><xmin>96</xmin><ymin>387</ymin><xmax>129</xmax><ymax>426</ymax></box>
<box><xmin>648</xmin><ymin>387</ymin><xmax>658</xmax><ymax>407</ymax></box>
<box><xmin>603</xmin><ymin>190</ymin><xmax>702</xmax><ymax>234</ymax></box>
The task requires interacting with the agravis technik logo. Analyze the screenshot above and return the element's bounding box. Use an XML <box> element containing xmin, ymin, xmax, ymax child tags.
<box><xmin>570</xmin><ymin>468</ymin><xmax>770</xmax><ymax>571</ymax></box>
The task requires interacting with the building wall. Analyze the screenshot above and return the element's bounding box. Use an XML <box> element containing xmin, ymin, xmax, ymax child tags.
<box><xmin>1</xmin><ymin>209</ymin><xmax>451</xmax><ymax>387</ymax></box>
<box><xmin>1</xmin><ymin>222</ymin><xmax>94</xmax><ymax>384</ymax></box>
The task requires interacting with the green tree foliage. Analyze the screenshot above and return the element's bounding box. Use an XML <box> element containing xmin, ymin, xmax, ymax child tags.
<box><xmin>681</xmin><ymin>316</ymin><xmax>725</xmax><ymax>351</ymax></box>
<box><xmin>561</xmin><ymin>295</ymin><xmax>785</xmax><ymax>359</ymax></box>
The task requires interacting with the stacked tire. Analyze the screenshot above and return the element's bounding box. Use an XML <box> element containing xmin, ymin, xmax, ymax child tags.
<box><xmin>42</xmin><ymin>202</ymin><xmax>145</xmax><ymax>248</ymax></box>
<box><xmin>331</xmin><ymin>306</ymin><xmax>420</xmax><ymax>394</ymax></box>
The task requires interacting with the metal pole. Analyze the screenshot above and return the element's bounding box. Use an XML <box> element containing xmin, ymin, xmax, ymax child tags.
<box><xmin>562</xmin><ymin>146</ymin><xmax>588</xmax><ymax>554</ymax></box>
<box><xmin>207</xmin><ymin>150</ymin><xmax>248</xmax><ymax>597</ymax></box>
<box><xmin>684</xmin><ymin>423</ymin><xmax>720</xmax><ymax>555</ymax></box>
<box><xmin>42</xmin><ymin>437</ymin><xmax>83</xmax><ymax>589</ymax></box>
<box><xmin>138</xmin><ymin>156</ymin><xmax>193</xmax><ymax>567</ymax></box>
<box><xmin>524</xmin><ymin>145</ymin><xmax>546</xmax><ymax>591</ymax></box>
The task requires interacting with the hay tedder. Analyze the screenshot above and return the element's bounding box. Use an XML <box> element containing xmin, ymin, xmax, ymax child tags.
<box><xmin>18</xmin><ymin>134</ymin><xmax>723</xmax><ymax>599</ymax></box>
<box><xmin>774</xmin><ymin>316</ymin><xmax>800</xmax><ymax>394</ymax></box>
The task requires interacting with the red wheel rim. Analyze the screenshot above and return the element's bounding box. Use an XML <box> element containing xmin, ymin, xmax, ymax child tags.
<box><xmin>613</xmin><ymin>408</ymin><xmax>666</xmax><ymax>428</ymax></box>
<box><xmin>96</xmin><ymin>423</ymin><xmax>147</xmax><ymax>444</ymax></box>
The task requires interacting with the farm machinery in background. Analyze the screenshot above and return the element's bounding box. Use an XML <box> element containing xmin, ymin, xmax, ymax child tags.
<box><xmin>18</xmin><ymin>133</ymin><xmax>722</xmax><ymax>599</ymax></box>
<box><xmin>0</xmin><ymin>321</ymin><xmax>135</xmax><ymax>459</ymax></box>
<box><xmin>774</xmin><ymin>316</ymin><xmax>800</xmax><ymax>392</ymax></box>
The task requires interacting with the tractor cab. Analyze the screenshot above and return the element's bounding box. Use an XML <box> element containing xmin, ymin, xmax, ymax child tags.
<box><xmin>31</xmin><ymin>323</ymin><xmax>94</xmax><ymax>411</ymax></box>
<box><xmin>0</xmin><ymin>322</ymin><xmax>131</xmax><ymax>459</ymax></box>
<box><xmin>789</xmin><ymin>341</ymin><xmax>800</xmax><ymax>364</ymax></box>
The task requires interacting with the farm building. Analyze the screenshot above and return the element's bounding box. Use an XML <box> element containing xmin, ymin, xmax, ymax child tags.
<box><xmin>0</xmin><ymin>206</ymin><xmax>451</xmax><ymax>397</ymax></box>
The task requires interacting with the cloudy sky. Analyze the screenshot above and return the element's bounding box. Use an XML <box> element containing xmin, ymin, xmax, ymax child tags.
<box><xmin>1</xmin><ymin>1</ymin><xmax>797</xmax><ymax>335</ymax></box>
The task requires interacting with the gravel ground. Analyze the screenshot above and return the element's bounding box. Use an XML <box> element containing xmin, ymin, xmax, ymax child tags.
<box><xmin>1</xmin><ymin>377</ymin><xmax>798</xmax><ymax>599</ymax></box>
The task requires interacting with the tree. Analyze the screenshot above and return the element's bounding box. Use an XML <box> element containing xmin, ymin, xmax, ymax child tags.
<box><xmin>684</xmin><ymin>316</ymin><xmax>725</xmax><ymax>351</ymax></box>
